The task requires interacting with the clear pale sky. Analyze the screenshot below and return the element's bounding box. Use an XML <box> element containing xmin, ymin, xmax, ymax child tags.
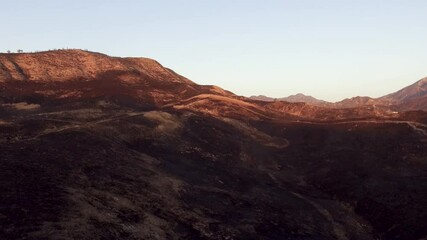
<box><xmin>1</xmin><ymin>0</ymin><xmax>426</xmax><ymax>101</ymax></box>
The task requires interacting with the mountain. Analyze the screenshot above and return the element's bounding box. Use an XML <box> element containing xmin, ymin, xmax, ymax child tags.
<box><xmin>249</xmin><ymin>95</ymin><xmax>275</xmax><ymax>102</ymax></box>
<box><xmin>281</xmin><ymin>93</ymin><xmax>329</xmax><ymax>105</ymax></box>
<box><xmin>334</xmin><ymin>96</ymin><xmax>378</xmax><ymax>108</ymax></box>
<box><xmin>0</xmin><ymin>49</ymin><xmax>234</xmax><ymax>106</ymax></box>
<box><xmin>380</xmin><ymin>77</ymin><xmax>427</xmax><ymax>110</ymax></box>
<box><xmin>331</xmin><ymin>78</ymin><xmax>427</xmax><ymax>110</ymax></box>
<box><xmin>250</xmin><ymin>93</ymin><xmax>330</xmax><ymax>106</ymax></box>
<box><xmin>381</xmin><ymin>77</ymin><xmax>427</xmax><ymax>103</ymax></box>
<box><xmin>1</xmin><ymin>50</ymin><xmax>427</xmax><ymax>240</ymax></box>
<box><xmin>256</xmin><ymin>77</ymin><xmax>427</xmax><ymax>111</ymax></box>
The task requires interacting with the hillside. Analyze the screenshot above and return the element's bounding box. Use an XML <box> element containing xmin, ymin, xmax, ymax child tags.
<box><xmin>1</xmin><ymin>50</ymin><xmax>427</xmax><ymax>240</ymax></box>
<box><xmin>0</xmin><ymin>50</ymin><xmax>233</xmax><ymax>107</ymax></box>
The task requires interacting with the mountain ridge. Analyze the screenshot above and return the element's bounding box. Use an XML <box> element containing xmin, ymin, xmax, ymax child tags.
<box><xmin>250</xmin><ymin>77</ymin><xmax>427</xmax><ymax>111</ymax></box>
<box><xmin>0</xmin><ymin>50</ymin><xmax>237</xmax><ymax>107</ymax></box>
<box><xmin>0</xmin><ymin>49</ymin><xmax>192</xmax><ymax>84</ymax></box>
<box><xmin>1</xmin><ymin>49</ymin><xmax>427</xmax><ymax>239</ymax></box>
<box><xmin>249</xmin><ymin>93</ymin><xmax>330</xmax><ymax>106</ymax></box>
<box><xmin>1</xmin><ymin>49</ymin><xmax>424</xmax><ymax>121</ymax></box>
<box><xmin>2</xmin><ymin>49</ymin><xmax>426</xmax><ymax>111</ymax></box>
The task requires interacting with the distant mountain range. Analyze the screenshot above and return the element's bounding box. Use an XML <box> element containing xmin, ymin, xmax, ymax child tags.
<box><xmin>250</xmin><ymin>93</ymin><xmax>330</xmax><ymax>106</ymax></box>
<box><xmin>250</xmin><ymin>77</ymin><xmax>427</xmax><ymax>111</ymax></box>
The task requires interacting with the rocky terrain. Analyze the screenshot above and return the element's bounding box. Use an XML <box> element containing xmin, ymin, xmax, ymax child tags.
<box><xmin>1</xmin><ymin>50</ymin><xmax>427</xmax><ymax>240</ymax></box>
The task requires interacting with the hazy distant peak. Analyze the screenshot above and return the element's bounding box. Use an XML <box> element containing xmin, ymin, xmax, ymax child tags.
<box><xmin>284</xmin><ymin>93</ymin><xmax>323</xmax><ymax>102</ymax></box>
<box><xmin>248</xmin><ymin>95</ymin><xmax>275</xmax><ymax>102</ymax></box>
<box><xmin>249</xmin><ymin>93</ymin><xmax>329</xmax><ymax>107</ymax></box>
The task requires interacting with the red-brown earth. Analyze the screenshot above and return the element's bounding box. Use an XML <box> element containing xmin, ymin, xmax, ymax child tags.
<box><xmin>0</xmin><ymin>50</ymin><xmax>427</xmax><ymax>240</ymax></box>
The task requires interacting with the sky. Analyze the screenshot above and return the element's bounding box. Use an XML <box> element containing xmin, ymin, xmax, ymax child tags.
<box><xmin>1</xmin><ymin>0</ymin><xmax>426</xmax><ymax>102</ymax></box>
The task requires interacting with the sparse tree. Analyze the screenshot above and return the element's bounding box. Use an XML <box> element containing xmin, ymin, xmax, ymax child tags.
<box><xmin>7</xmin><ymin>50</ymin><xmax>10</xmax><ymax>53</ymax></box>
